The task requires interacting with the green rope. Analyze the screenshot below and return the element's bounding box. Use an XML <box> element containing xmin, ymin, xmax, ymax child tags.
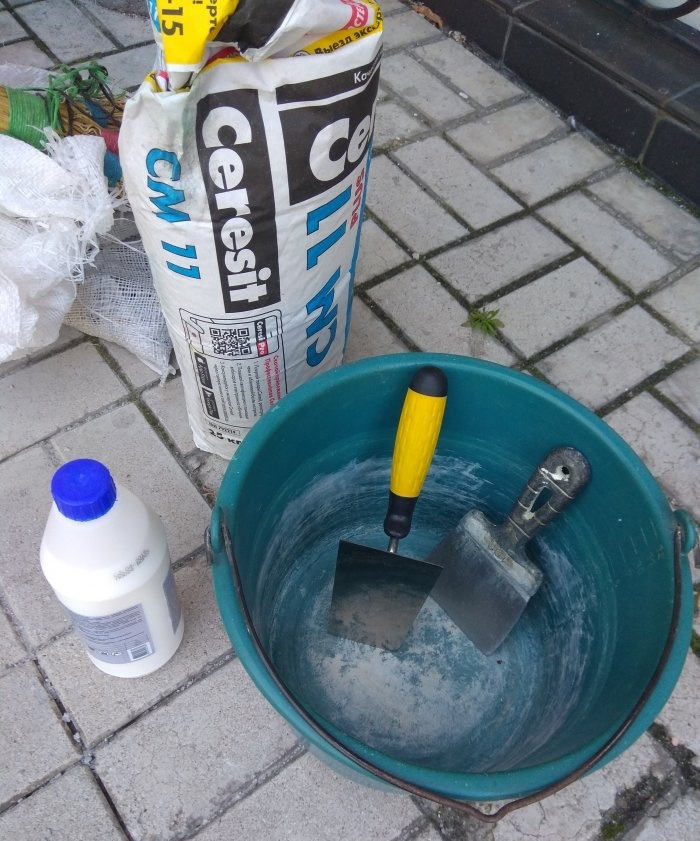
<box><xmin>5</xmin><ymin>87</ymin><xmax>52</xmax><ymax>149</ymax></box>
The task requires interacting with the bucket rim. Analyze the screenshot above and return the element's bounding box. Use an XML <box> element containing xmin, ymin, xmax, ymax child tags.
<box><xmin>210</xmin><ymin>353</ymin><xmax>693</xmax><ymax>801</ymax></box>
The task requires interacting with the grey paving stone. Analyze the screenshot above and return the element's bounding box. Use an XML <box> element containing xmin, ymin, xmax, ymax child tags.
<box><xmin>344</xmin><ymin>298</ymin><xmax>408</xmax><ymax>362</ymax></box>
<box><xmin>0</xmin><ymin>446</ymin><xmax>73</xmax><ymax>648</ymax></box>
<box><xmin>354</xmin><ymin>218</ymin><xmax>411</xmax><ymax>283</ymax></box>
<box><xmin>366</xmin><ymin>156</ymin><xmax>467</xmax><ymax>254</ymax></box>
<box><xmin>0</xmin><ymin>608</ymin><xmax>25</xmax><ymax>671</ymax></box>
<box><xmin>193</xmin><ymin>751</ymin><xmax>423</xmax><ymax>841</ymax></box>
<box><xmin>373</xmin><ymin>98</ymin><xmax>426</xmax><ymax>149</ymax></box>
<box><xmin>414</xmin><ymin>38</ymin><xmax>522</xmax><ymax>107</ymax></box>
<box><xmin>38</xmin><ymin>554</ymin><xmax>233</xmax><ymax>746</ymax></box>
<box><xmin>632</xmin><ymin>791</ymin><xmax>700</xmax><ymax>841</ymax></box>
<box><xmin>646</xmin><ymin>268</ymin><xmax>700</xmax><ymax>342</ymax></box>
<box><xmin>0</xmin><ymin>662</ymin><xmax>77</xmax><ymax>807</ymax></box>
<box><xmin>448</xmin><ymin>99</ymin><xmax>565</xmax><ymax>165</ymax></box>
<box><xmin>93</xmin><ymin>658</ymin><xmax>299</xmax><ymax>841</ymax></box>
<box><xmin>83</xmin><ymin>0</ymin><xmax>151</xmax><ymax>46</ymax></box>
<box><xmin>537</xmin><ymin>307</ymin><xmax>690</xmax><ymax>409</ymax></box>
<box><xmin>428</xmin><ymin>216</ymin><xmax>573</xmax><ymax>302</ymax></box>
<box><xmin>0</xmin><ymin>10</ymin><xmax>27</xmax><ymax>41</ymax></box>
<box><xmin>0</xmin><ymin>344</ymin><xmax>126</xmax><ymax>460</ymax></box>
<box><xmin>656</xmin><ymin>358</ymin><xmax>700</xmax><ymax>425</ymax></box>
<box><xmin>493</xmin><ymin>258</ymin><xmax>627</xmax><ymax>357</ymax></box>
<box><xmin>394</xmin><ymin>136</ymin><xmax>522</xmax><ymax>228</ymax></box>
<box><xmin>368</xmin><ymin>264</ymin><xmax>514</xmax><ymax>364</ymax></box>
<box><xmin>492</xmin><ymin>734</ymin><xmax>675</xmax><ymax>841</ymax></box>
<box><xmin>0</xmin><ymin>764</ymin><xmax>123</xmax><ymax>841</ymax></box>
<box><xmin>492</xmin><ymin>134</ymin><xmax>613</xmax><ymax>205</ymax></box>
<box><xmin>589</xmin><ymin>171</ymin><xmax>700</xmax><ymax>261</ymax></box>
<box><xmin>190</xmin><ymin>451</ymin><xmax>229</xmax><ymax>502</ymax></box>
<box><xmin>381</xmin><ymin>8</ymin><xmax>441</xmax><ymax>50</ymax></box>
<box><xmin>538</xmin><ymin>193</ymin><xmax>676</xmax><ymax>293</ymax></box>
<box><xmin>15</xmin><ymin>0</ymin><xmax>114</xmax><ymax>62</ymax></box>
<box><xmin>655</xmin><ymin>651</ymin><xmax>700</xmax><ymax>766</ymax></box>
<box><xmin>380</xmin><ymin>52</ymin><xmax>473</xmax><ymax>123</ymax></box>
<box><xmin>96</xmin><ymin>44</ymin><xmax>157</xmax><ymax>92</ymax></box>
<box><xmin>0</xmin><ymin>326</ymin><xmax>82</xmax><ymax>377</ymax></box>
<box><xmin>604</xmin><ymin>393</ymin><xmax>700</xmax><ymax>519</ymax></box>
<box><xmin>50</xmin><ymin>402</ymin><xmax>210</xmax><ymax>561</ymax></box>
<box><xmin>0</xmin><ymin>39</ymin><xmax>54</xmax><ymax>67</ymax></box>
<box><xmin>142</xmin><ymin>376</ymin><xmax>196</xmax><ymax>454</ymax></box>
<box><xmin>101</xmin><ymin>339</ymin><xmax>162</xmax><ymax>388</ymax></box>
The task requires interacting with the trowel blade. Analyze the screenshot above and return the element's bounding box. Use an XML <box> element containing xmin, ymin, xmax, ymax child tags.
<box><xmin>328</xmin><ymin>540</ymin><xmax>442</xmax><ymax>650</ymax></box>
<box><xmin>427</xmin><ymin>514</ymin><xmax>542</xmax><ymax>655</ymax></box>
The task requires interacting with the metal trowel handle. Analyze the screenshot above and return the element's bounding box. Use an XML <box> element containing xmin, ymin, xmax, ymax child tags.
<box><xmin>501</xmin><ymin>446</ymin><xmax>591</xmax><ymax>547</ymax></box>
<box><xmin>383</xmin><ymin>366</ymin><xmax>448</xmax><ymax>546</ymax></box>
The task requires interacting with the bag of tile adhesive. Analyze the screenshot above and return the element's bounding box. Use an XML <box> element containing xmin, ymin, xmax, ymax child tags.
<box><xmin>120</xmin><ymin>0</ymin><xmax>382</xmax><ymax>457</ymax></box>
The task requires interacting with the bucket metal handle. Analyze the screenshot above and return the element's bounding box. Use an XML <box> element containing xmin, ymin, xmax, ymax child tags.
<box><xmin>207</xmin><ymin>516</ymin><xmax>687</xmax><ymax>823</ymax></box>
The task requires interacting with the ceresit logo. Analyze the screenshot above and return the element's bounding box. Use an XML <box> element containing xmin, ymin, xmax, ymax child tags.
<box><xmin>277</xmin><ymin>52</ymin><xmax>381</xmax><ymax>206</ymax></box>
<box><xmin>196</xmin><ymin>90</ymin><xmax>281</xmax><ymax>313</ymax></box>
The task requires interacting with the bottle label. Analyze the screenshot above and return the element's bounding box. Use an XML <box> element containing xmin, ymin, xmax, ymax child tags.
<box><xmin>162</xmin><ymin>566</ymin><xmax>182</xmax><ymax>634</ymax></box>
<box><xmin>67</xmin><ymin>604</ymin><xmax>155</xmax><ymax>665</ymax></box>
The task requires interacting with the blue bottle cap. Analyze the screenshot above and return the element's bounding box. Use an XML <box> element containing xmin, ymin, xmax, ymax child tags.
<box><xmin>51</xmin><ymin>459</ymin><xmax>117</xmax><ymax>521</ymax></box>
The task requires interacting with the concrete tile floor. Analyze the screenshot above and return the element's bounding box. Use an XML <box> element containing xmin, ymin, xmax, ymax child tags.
<box><xmin>0</xmin><ymin>1</ymin><xmax>698</xmax><ymax>839</ymax></box>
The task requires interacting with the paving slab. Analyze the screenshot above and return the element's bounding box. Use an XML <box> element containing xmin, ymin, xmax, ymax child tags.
<box><xmin>631</xmin><ymin>792</ymin><xmax>700</xmax><ymax>841</ymax></box>
<box><xmin>589</xmin><ymin>171</ymin><xmax>700</xmax><ymax>261</ymax></box>
<box><xmin>381</xmin><ymin>8</ymin><xmax>444</xmax><ymax>50</ymax></box>
<box><xmin>0</xmin><ymin>662</ymin><xmax>78</xmax><ymax>807</ymax></box>
<box><xmin>0</xmin><ymin>344</ymin><xmax>126</xmax><ymax>460</ymax></box>
<box><xmin>656</xmin><ymin>358</ymin><xmax>700</xmax><ymax>425</ymax></box>
<box><xmin>38</xmin><ymin>554</ymin><xmax>232</xmax><ymax>747</ymax></box>
<box><xmin>366</xmin><ymin>156</ymin><xmax>467</xmax><ymax>254</ymax></box>
<box><xmin>538</xmin><ymin>193</ymin><xmax>678</xmax><ymax>293</ymax></box>
<box><xmin>0</xmin><ymin>764</ymin><xmax>124</xmax><ymax>841</ymax></box>
<box><xmin>93</xmin><ymin>658</ymin><xmax>299</xmax><ymax>841</ymax></box>
<box><xmin>354</xmin><ymin>218</ymin><xmax>411</xmax><ymax>283</ymax></box>
<box><xmin>654</xmin><ymin>650</ymin><xmax>700</xmax><ymax>765</ymax></box>
<box><xmin>428</xmin><ymin>216</ymin><xmax>573</xmax><ymax>302</ymax></box>
<box><xmin>536</xmin><ymin>306</ymin><xmax>690</xmax><ymax>409</ymax></box>
<box><xmin>604</xmin><ymin>392</ymin><xmax>700</xmax><ymax>518</ymax></box>
<box><xmin>492</xmin><ymin>134</ymin><xmax>614</xmax><ymax>204</ymax></box>
<box><xmin>344</xmin><ymin>299</ymin><xmax>408</xmax><ymax>362</ymax></box>
<box><xmin>492</xmin><ymin>257</ymin><xmax>627</xmax><ymax>357</ymax></box>
<box><xmin>142</xmin><ymin>376</ymin><xmax>197</xmax><ymax>455</ymax></box>
<box><xmin>14</xmin><ymin>0</ymin><xmax>114</xmax><ymax>62</ymax></box>
<box><xmin>394</xmin><ymin>135</ymin><xmax>522</xmax><ymax>228</ymax></box>
<box><xmin>0</xmin><ymin>608</ymin><xmax>26</xmax><ymax>670</ymax></box>
<box><xmin>373</xmin><ymin>97</ymin><xmax>427</xmax><ymax>149</ymax></box>
<box><xmin>192</xmin><ymin>751</ymin><xmax>423</xmax><ymax>841</ymax></box>
<box><xmin>368</xmin><ymin>264</ymin><xmax>514</xmax><ymax>364</ymax></box>
<box><xmin>380</xmin><ymin>51</ymin><xmax>474</xmax><ymax>123</ymax></box>
<box><xmin>646</xmin><ymin>268</ymin><xmax>700</xmax><ymax>343</ymax></box>
<box><xmin>492</xmin><ymin>734</ymin><xmax>675</xmax><ymax>841</ymax></box>
<box><xmin>414</xmin><ymin>37</ymin><xmax>522</xmax><ymax>107</ymax></box>
<box><xmin>448</xmin><ymin>98</ymin><xmax>566</xmax><ymax>164</ymax></box>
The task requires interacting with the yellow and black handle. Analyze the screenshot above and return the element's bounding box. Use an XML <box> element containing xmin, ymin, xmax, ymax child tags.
<box><xmin>383</xmin><ymin>365</ymin><xmax>448</xmax><ymax>542</ymax></box>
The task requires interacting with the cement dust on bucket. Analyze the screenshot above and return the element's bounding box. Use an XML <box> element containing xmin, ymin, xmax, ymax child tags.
<box><xmin>262</xmin><ymin>455</ymin><xmax>605</xmax><ymax>773</ymax></box>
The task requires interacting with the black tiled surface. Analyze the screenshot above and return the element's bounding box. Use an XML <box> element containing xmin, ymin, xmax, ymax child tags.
<box><xmin>505</xmin><ymin>22</ymin><xmax>658</xmax><ymax>159</ymax></box>
<box><xmin>644</xmin><ymin>116</ymin><xmax>700</xmax><ymax>206</ymax></box>
<box><xmin>515</xmin><ymin>0</ymin><xmax>700</xmax><ymax>105</ymax></box>
<box><xmin>421</xmin><ymin>0</ymin><xmax>700</xmax><ymax>208</ymax></box>
<box><xmin>415</xmin><ymin>0</ymin><xmax>510</xmax><ymax>59</ymax></box>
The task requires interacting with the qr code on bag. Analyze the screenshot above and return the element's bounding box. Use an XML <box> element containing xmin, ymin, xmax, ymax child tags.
<box><xmin>210</xmin><ymin>327</ymin><xmax>252</xmax><ymax>357</ymax></box>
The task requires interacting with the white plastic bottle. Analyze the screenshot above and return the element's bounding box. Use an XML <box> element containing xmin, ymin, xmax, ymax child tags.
<box><xmin>40</xmin><ymin>459</ymin><xmax>184</xmax><ymax>677</ymax></box>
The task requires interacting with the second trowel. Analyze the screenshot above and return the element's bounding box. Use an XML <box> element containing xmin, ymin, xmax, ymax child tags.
<box><xmin>328</xmin><ymin>365</ymin><xmax>447</xmax><ymax>650</ymax></box>
<box><xmin>427</xmin><ymin>446</ymin><xmax>591</xmax><ymax>654</ymax></box>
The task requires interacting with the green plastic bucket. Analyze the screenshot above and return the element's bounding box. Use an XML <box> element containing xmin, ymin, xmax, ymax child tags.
<box><xmin>209</xmin><ymin>353</ymin><xmax>695</xmax><ymax>810</ymax></box>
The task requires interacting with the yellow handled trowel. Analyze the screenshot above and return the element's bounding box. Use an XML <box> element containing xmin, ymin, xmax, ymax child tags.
<box><xmin>327</xmin><ymin>365</ymin><xmax>447</xmax><ymax>650</ymax></box>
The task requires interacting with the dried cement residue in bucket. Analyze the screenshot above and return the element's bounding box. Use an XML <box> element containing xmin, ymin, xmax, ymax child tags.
<box><xmin>262</xmin><ymin>456</ymin><xmax>611</xmax><ymax>773</ymax></box>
